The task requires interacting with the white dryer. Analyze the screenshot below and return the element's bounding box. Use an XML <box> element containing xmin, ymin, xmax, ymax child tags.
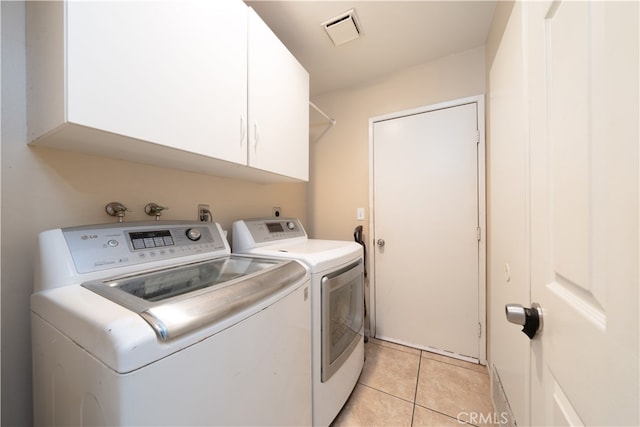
<box><xmin>232</xmin><ymin>218</ymin><xmax>364</xmax><ymax>426</ymax></box>
<box><xmin>32</xmin><ymin>221</ymin><xmax>311</xmax><ymax>426</ymax></box>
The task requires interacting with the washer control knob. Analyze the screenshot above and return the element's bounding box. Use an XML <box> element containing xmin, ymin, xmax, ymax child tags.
<box><xmin>186</xmin><ymin>228</ymin><xmax>201</xmax><ymax>241</ymax></box>
<box><xmin>286</xmin><ymin>221</ymin><xmax>296</xmax><ymax>230</ymax></box>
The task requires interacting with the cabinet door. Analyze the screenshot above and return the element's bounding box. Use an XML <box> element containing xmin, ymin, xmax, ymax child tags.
<box><xmin>67</xmin><ymin>0</ymin><xmax>248</xmax><ymax>164</ymax></box>
<box><xmin>248</xmin><ymin>8</ymin><xmax>309</xmax><ymax>181</ymax></box>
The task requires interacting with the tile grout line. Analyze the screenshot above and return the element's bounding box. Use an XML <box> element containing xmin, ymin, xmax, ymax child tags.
<box><xmin>413</xmin><ymin>352</ymin><xmax>485</xmax><ymax>427</ymax></box>
<box><xmin>356</xmin><ymin>382</ymin><xmax>417</xmax><ymax>406</ymax></box>
<box><xmin>413</xmin><ymin>402</ymin><xmax>480</xmax><ymax>427</ymax></box>
<box><xmin>359</xmin><ymin>340</ymin><xmax>491</xmax><ymax>427</ymax></box>
<box><xmin>369</xmin><ymin>339</ymin><xmax>422</xmax><ymax>358</ymax></box>
<box><xmin>410</xmin><ymin>351</ymin><xmax>423</xmax><ymax>426</ymax></box>
<box><xmin>421</xmin><ymin>353</ymin><xmax>489</xmax><ymax>376</ymax></box>
<box><xmin>373</xmin><ymin>338</ymin><xmax>487</xmax><ymax>375</ymax></box>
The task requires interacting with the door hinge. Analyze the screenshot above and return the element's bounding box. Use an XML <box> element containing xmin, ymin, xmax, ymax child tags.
<box><xmin>478</xmin><ymin>322</ymin><xmax>482</xmax><ymax>338</ymax></box>
<box><xmin>475</xmin><ymin>130</ymin><xmax>480</xmax><ymax>144</ymax></box>
<box><xmin>476</xmin><ymin>226</ymin><xmax>481</xmax><ymax>241</ymax></box>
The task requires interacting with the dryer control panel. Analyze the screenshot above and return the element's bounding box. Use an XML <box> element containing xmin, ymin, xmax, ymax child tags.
<box><xmin>233</xmin><ymin>218</ymin><xmax>307</xmax><ymax>249</ymax></box>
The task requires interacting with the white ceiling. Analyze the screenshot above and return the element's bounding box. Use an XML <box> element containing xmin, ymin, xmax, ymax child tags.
<box><xmin>245</xmin><ymin>1</ymin><xmax>497</xmax><ymax>98</ymax></box>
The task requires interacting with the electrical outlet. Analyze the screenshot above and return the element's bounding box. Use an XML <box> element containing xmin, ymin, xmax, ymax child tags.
<box><xmin>198</xmin><ymin>204</ymin><xmax>211</xmax><ymax>222</ymax></box>
<box><xmin>272</xmin><ymin>207</ymin><xmax>281</xmax><ymax>218</ymax></box>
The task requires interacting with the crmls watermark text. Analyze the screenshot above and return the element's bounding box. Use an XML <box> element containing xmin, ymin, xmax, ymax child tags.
<box><xmin>457</xmin><ymin>411</ymin><xmax>509</xmax><ymax>425</ymax></box>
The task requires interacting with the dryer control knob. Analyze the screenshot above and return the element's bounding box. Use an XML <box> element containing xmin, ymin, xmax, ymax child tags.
<box><xmin>186</xmin><ymin>228</ymin><xmax>202</xmax><ymax>241</ymax></box>
<box><xmin>286</xmin><ymin>221</ymin><xmax>296</xmax><ymax>230</ymax></box>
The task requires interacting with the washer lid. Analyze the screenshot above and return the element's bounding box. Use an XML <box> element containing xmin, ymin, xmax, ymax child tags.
<box><xmin>82</xmin><ymin>255</ymin><xmax>306</xmax><ymax>341</ymax></box>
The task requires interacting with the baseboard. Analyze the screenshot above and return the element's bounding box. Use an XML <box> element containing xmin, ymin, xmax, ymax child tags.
<box><xmin>490</xmin><ymin>364</ymin><xmax>517</xmax><ymax>427</ymax></box>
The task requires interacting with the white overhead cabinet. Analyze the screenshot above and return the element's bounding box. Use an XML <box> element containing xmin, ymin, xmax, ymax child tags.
<box><xmin>27</xmin><ymin>0</ymin><xmax>309</xmax><ymax>183</ymax></box>
<box><xmin>248</xmin><ymin>8</ymin><xmax>309</xmax><ymax>181</ymax></box>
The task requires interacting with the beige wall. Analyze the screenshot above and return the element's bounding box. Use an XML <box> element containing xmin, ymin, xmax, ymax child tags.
<box><xmin>308</xmin><ymin>46</ymin><xmax>487</xmax><ymax>243</ymax></box>
<box><xmin>308</xmin><ymin>45</ymin><xmax>486</xmax><ymax>342</ymax></box>
<box><xmin>484</xmin><ymin>0</ymin><xmax>515</xmax><ymax>366</ymax></box>
<box><xmin>1</xmin><ymin>3</ymin><xmax>306</xmax><ymax>425</ymax></box>
<box><xmin>485</xmin><ymin>1</ymin><xmax>529</xmax><ymax>424</ymax></box>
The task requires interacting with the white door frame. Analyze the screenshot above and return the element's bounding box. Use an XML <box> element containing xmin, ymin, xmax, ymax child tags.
<box><xmin>368</xmin><ymin>94</ymin><xmax>487</xmax><ymax>362</ymax></box>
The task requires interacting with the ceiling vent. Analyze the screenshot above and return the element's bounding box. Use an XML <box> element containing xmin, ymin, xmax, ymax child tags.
<box><xmin>321</xmin><ymin>9</ymin><xmax>362</xmax><ymax>46</ymax></box>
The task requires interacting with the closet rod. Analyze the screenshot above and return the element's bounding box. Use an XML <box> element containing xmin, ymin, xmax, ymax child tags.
<box><xmin>309</xmin><ymin>101</ymin><xmax>336</xmax><ymax>125</ymax></box>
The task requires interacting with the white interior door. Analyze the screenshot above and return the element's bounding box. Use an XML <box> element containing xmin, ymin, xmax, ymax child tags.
<box><xmin>371</xmin><ymin>98</ymin><xmax>485</xmax><ymax>361</ymax></box>
<box><xmin>527</xmin><ymin>1</ymin><xmax>639</xmax><ymax>425</ymax></box>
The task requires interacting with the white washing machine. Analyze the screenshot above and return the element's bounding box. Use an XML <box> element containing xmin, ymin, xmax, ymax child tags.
<box><xmin>232</xmin><ymin>218</ymin><xmax>364</xmax><ymax>427</ymax></box>
<box><xmin>32</xmin><ymin>220</ymin><xmax>312</xmax><ymax>426</ymax></box>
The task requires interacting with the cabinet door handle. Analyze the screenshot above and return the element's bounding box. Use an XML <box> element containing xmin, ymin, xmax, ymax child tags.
<box><xmin>240</xmin><ymin>115</ymin><xmax>246</xmax><ymax>148</ymax></box>
<box><xmin>253</xmin><ymin>122</ymin><xmax>260</xmax><ymax>152</ymax></box>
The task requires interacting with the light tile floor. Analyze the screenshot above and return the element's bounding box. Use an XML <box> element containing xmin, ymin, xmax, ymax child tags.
<box><xmin>331</xmin><ymin>338</ymin><xmax>495</xmax><ymax>427</ymax></box>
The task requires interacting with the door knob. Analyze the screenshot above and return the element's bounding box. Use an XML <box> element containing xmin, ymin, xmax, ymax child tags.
<box><xmin>377</xmin><ymin>239</ymin><xmax>385</xmax><ymax>247</ymax></box>
<box><xmin>505</xmin><ymin>303</ymin><xmax>543</xmax><ymax>339</ymax></box>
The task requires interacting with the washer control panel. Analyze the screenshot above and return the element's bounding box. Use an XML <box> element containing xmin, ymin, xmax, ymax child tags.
<box><xmin>62</xmin><ymin>222</ymin><xmax>227</xmax><ymax>274</ymax></box>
